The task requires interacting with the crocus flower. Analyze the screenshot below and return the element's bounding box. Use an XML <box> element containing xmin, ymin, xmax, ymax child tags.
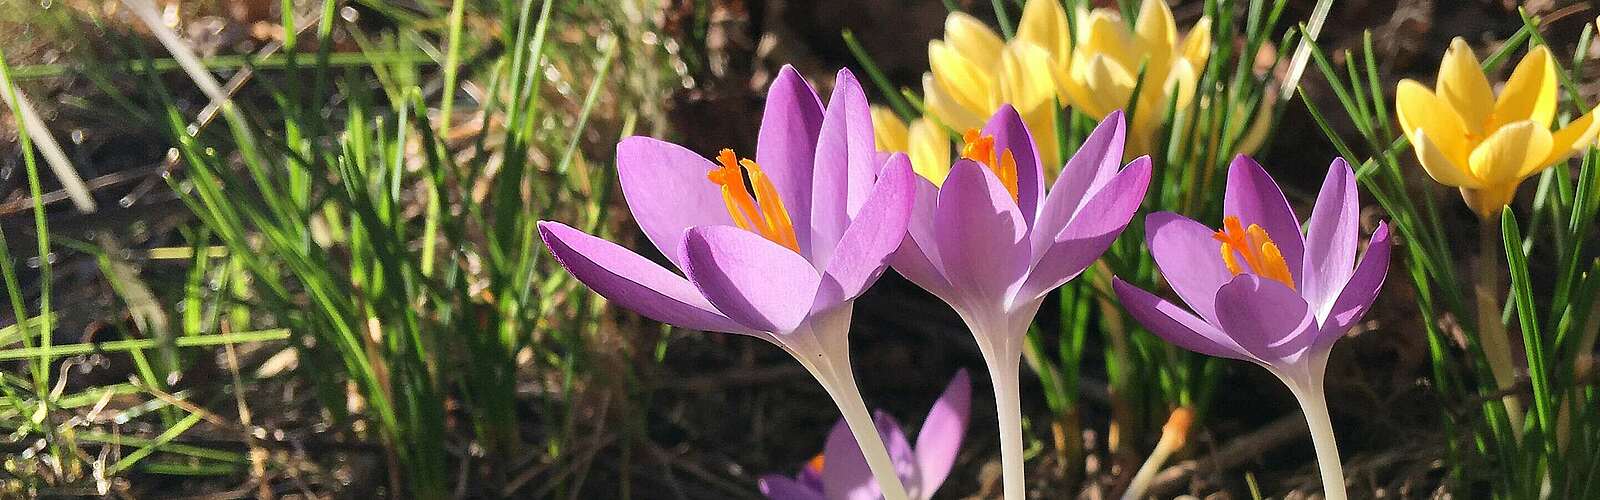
<box><xmin>540</xmin><ymin>66</ymin><xmax>917</xmax><ymax>500</ymax></box>
<box><xmin>1397</xmin><ymin>38</ymin><xmax>1600</xmax><ymax>219</ymax></box>
<box><xmin>871</xmin><ymin>107</ymin><xmax>952</xmax><ymax>183</ymax></box>
<box><xmin>1111</xmin><ymin>156</ymin><xmax>1393</xmax><ymax>500</ymax></box>
<box><xmin>915</xmin><ymin>0</ymin><xmax>1073</xmax><ymax>169</ymax></box>
<box><xmin>891</xmin><ymin>107</ymin><xmax>1152</xmax><ymax>499</ymax></box>
<box><xmin>760</xmin><ymin>370</ymin><xmax>971</xmax><ymax>500</ymax></box>
<box><xmin>1060</xmin><ymin>0</ymin><xmax>1211</xmax><ymax>156</ymax></box>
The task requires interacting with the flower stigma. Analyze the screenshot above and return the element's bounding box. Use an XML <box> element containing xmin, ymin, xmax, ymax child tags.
<box><xmin>707</xmin><ymin>149</ymin><xmax>801</xmax><ymax>253</ymax></box>
<box><xmin>1212</xmin><ymin>216</ymin><xmax>1296</xmax><ymax>290</ymax></box>
<box><xmin>961</xmin><ymin>129</ymin><xmax>1020</xmax><ymax>200</ymax></box>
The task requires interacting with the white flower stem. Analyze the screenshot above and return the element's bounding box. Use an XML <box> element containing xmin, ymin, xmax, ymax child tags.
<box><xmin>970</xmin><ymin>326</ymin><xmax>1026</xmax><ymax>500</ymax></box>
<box><xmin>819</xmin><ymin>364</ymin><xmax>912</xmax><ymax>500</ymax></box>
<box><xmin>1289</xmin><ymin>381</ymin><xmax>1347</xmax><ymax>500</ymax></box>
<box><xmin>791</xmin><ymin>307</ymin><xmax>911</xmax><ymax>500</ymax></box>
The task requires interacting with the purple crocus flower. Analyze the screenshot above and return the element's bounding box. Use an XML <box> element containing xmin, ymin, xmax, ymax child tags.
<box><xmin>539</xmin><ymin>66</ymin><xmax>917</xmax><ymax>500</ymax></box>
<box><xmin>890</xmin><ymin>107</ymin><xmax>1152</xmax><ymax>499</ymax></box>
<box><xmin>761</xmin><ymin>370</ymin><xmax>971</xmax><ymax>500</ymax></box>
<box><xmin>1110</xmin><ymin>156</ymin><xmax>1393</xmax><ymax>500</ymax></box>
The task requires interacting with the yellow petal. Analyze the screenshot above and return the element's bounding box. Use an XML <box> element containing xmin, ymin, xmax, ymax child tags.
<box><xmin>1080</xmin><ymin>10</ymin><xmax>1140</xmax><ymax>69</ymax></box>
<box><xmin>922</xmin><ymin>73</ymin><xmax>987</xmax><ymax>131</ymax></box>
<box><xmin>1180</xmin><ymin>17</ymin><xmax>1212</xmax><ymax>72</ymax></box>
<box><xmin>908</xmin><ymin>118</ymin><xmax>953</xmax><ymax>185</ymax></box>
<box><xmin>1467</xmin><ymin>120</ymin><xmax>1553</xmax><ymax>186</ymax></box>
<box><xmin>1135</xmin><ymin>0</ymin><xmax>1178</xmax><ymax>59</ymax></box>
<box><xmin>1084</xmin><ymin>54</ymin><xmax>1137</xmax><ymax>111</ymax></box>
<box><xmin>1060</xmin><ymin>55</ymin><xmax>1107</xmax><ymax>118</ymax></box>
<box><xmin>1540</xmin><ymin>104</ymin><xmax>1600</xmax><ymax>170</ymax></box>
<box><xmin>1461</xmin><ymin>183</ymin><xmax>1520</xmax><ymax>220</ymax></box>
<box><xmin>870</xmin><ymin>106</ymin><xmax>909</xmax><ymax>153</ymax></box>
<box><xmin>928</xmin><ymin>41</ymin><xmax>998</xmax><ymax>115</ymax></box>
<box><xmin>944</xmin><ymin>13</ymin><xmax>1005</xmax><ymax>67</ymax></box>
<box><xmin>1413</xmin><ymin>129</ymin><xmax>1482</xmax><ymax>188</ymax></box>
<box><xmin>1396</xmin><ymin>79</ymin><xmax>1472</xmax><ymax>166</ymax></box>
<box><xmin>999</xmin><ymin>43</ymin><xmax>1059</xmax><ymax>115</ymax></box>
<box><xmin>1016</xmin><ymin>0</ymin><xmax>1072</xmax><ymax>62</ymax></box>
<box><xmin>1493</xmin><ymin>45</ymin><xmax>1559</xmax><ymax>130</ymax></box>
<box><xmin>1436</xmin><ymin>37</ymin><xmax>1494</xmax><ymax>135</ymax></box>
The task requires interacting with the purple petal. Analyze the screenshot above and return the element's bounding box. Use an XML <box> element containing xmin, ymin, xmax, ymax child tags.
<box><xmin>816</xmin><ymin>154</ymin><xmax>916</xmax><ymax>311</ymax></box>
<box><xmin>1223</xmin><ymin>155</ymin><xmax>1306</xmax><ymax>284</ymax></box>
<box><xmin>759</xmin><ymin>475</ymin><xmax>825</xmax><ymax>500</ymax></box>
<box><xmin>1146</xmin><ymin>211</ymin><xmax>1235</xmax><ymax>322</ymax></box>
<box><xmin>1213</xmin><ymin>275</ymin><xmax>1319</xmax><ymax>364</ymax></box>
<box><xmin>889</xmin><ymin>176</ymin><xmax>955</xmax><ymax>301</ymax></box>
<box><xmin>1015</xmin><ymin>156</ymin><xmax>1151</xmax><ymax>302</ymax></box>
<box><xmin>682</xmin><ymin>226</ymin><xmax>822</xmax><ymax>333</ymax></box>
<box><xmin>616</xmin><ymin>137</ymin><xmax>731</xmax><ymax>269</ymax></box>
<box><xmin>1034</xmin><ymin>110</ymin><xmax>1125</xmax><ymax>255</ymax></box>
<box><xmin>982</xmin><ymin>104</ymin><xmax>1046</xmax><ymax>225</ymax></box>
<box><xmin>757</xmin><ymin>65</ymin><xmax>826</xmax><ymax>255</ymax></box>
<box><xmin>820</xmin><ymin>419</ymin><xmax>878</xmax><ymax>500</ymax></box>
<box><xmin>1113</xmin><ymin>278</ymin><xmax>1249</xmax><ymax>360</ymax></box>
<box><xmin>538</xmin><ymin>221</ymin><xmax>747</xmax><ymax>334</ymax></box>
<box><xmin>875</xmin><ymin>411</ymin><xmax>920</xmax><ymax>488</ymax></box>
<box><xmin>1313</xmin><ymin>222</ymin><xmax>1392</xmax><ymax>350</ymax></box>
<box><xmin>914</xmin><ymin>369</ymin><xmax>970</xmax><ymax>497</ymax></box>
<box><xmin>809</xmin><ymin>69</ymin><xmax>879</xmax><ymax>264</ymax></box>
<box><xmin>932</xmin><ymin>160</ymin><xmax>1032</xmax><ymax>312</ymax></box>
<box><xmin>1301</xmin><ymin>158</ymin><xmax>1361</xmax><ymax>318</ymax></box>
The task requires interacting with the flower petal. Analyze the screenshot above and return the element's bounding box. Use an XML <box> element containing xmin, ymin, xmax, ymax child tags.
<box><xmin>1223</xmin><ymin>155</ymin><xmax>1306</xmax><ymax>282</ymax></box>
<box><xmin>1301</xmin><ymin>158</ymin><xmax>1361</xmax><ymax>319</ymax></box>
<box><xmin>1312</xmin><ymin>222</ymin><xmax>1391</xmax><ymax>350</ymax></box>
<box><xmin>997</xmin><ymin>43</ymin><xmax>1060</xmax><ymax>131</ymax></box>
<box><xmin>932</xmin><ymin>160</ymin><xmax>1032</xmax><ymax>311</ymax></box>
<box><xmin>1467</xmin><ymin>120</ymin><xmax>1552</xmax><ymax>186</ymax></box>
<box><xmin>759</xmin><ymin>475</ymin><xmax>825</xmax><ymax>500</ymax></box>
<box><xmin>1412</xmin><ymin>129</ymin><xmax>1482</xmax><ymax>188</ymax></box>
<box><xmin>1396</xmin><ymin>80</ymin><xmax>1472</xmax><ymax>167</ymax></box>
<box><xmin>1016</xmin><ymin>156</ymin><xmax>1151</xmax><ymax>302</ymax></box>
<box><xmin>1134</xmin><ymin>0</ymin><xmax>1179</xmax><ymax>62</ymax></box>
<box><xmin>758</xmin><ymin>66</ymin><xmax>826</xmax><ymax>255</ymax></box>
<box><xmin>822</xmin><ymin>414</ymin><xmax>918</xmax><ymax>500</ymax></box>
<box><xmin>1112</xmin><ymin>277</ymin><xmax>1249</xmax><ymax>360</ymax></box>
<box><xmin>914</xmin><ymin>369</ymin><xmax>970</xmax><ymax>498</ymax></box>
<box><xmin>817</xmin><ymin>154</ymin><xmax>915</xmax><ymax>310</ymax></box>
<box><xmin>1180</xmin><ymin>17</ymin><xmax>1212</xmax><ymax>70</ymax></box>
<box><xmin>1214</xmin><ymin>274</ymin><xmax>1318</xmax><ymax>364</ymax></box>
<box><xmin>1493</xmin><ymin>45</ymin><xmax>1559</xmax><ymax>130</ymax></box>
<box><xmin>908</xmin><ymin>117</ymin><xmax>953</xmax><ymax>184</ymax></box>
<box><xmin>616</xmin><ymin>136</ymin><xmax>731</xmax><ymax>269</ymax></box>
<box><xmin>1146</xmin><ymin>211</ymin><xmax>1234</xmax><ymax>322</ymax></box>
<box><xmin>923</xmin><ymin>73</ymin><xmax>988</xmax><ymax>132</ymax></box>
<box><xmin>871</xmin><ymin>106</ymin><xmax>909</xmax><ymax>153</ymax></box>
<box><xmin>682</xmin><ymin>226</ymin><xmax>822</xmax><ymax>334</ymax></box>
<box><xmin>929</xmin><ymin>41</ymin><xmax>998</xmax><ymax>119</ymax></box>
<box><xmin>982</xmin><ymin>104</ymin><xmax>1047</xmax><ymax>225</ymax></box>
<box><xmin>889</xmin><ymin>176</ymin><xmax>956</xmax><ymax>302</ymax></box>
<box><xmin>810</xmin><ymin>69</ymin><xmax>880</xmax><ymax>264</ymax></box>
<box><xmin>1540</xmin><ymin>104</ymin><xmax>1600</xmax><ymax>171</ymax></box>
<box><xmin>1035</xmin><ymin>110</ymin><xmax>1126</xmax><ymax>255</ymax></box>
<box><xmin>538</xmin><ymin>221</ymin><xmax>748</xmax><ymax>334</ymax></box>
<box><xmin>1017</xmin><ymin>0</ymin><xmax>1071</xmax><ymax>61</ymax></box>
<box><xmin>1436</xmin><ymin>38</ymin><xmax>1494</xmax><ymax>135</ymax></box>
<box><xmin>944</xmin><ymin>12</ymin><xmax>1005</xmax><ymax>65</ymax></box>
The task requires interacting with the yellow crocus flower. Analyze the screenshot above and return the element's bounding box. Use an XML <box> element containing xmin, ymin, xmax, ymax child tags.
<box><xmin>871</xmin><ymin>106</ymin><xmax>953</xmax><ymax>184</ymax></box>
<box><xmin>920</xmin><ymin>0</ymin><xmax>1071</xmax><ymax>170</ymax></box>
<box><xmin>1397</xmin><ymin>38</ymin><xmax>1600</xmax><ymax>219</ymax></box>
<box><xmin>1059</xmin><ymin>0</ymin><xmax>1210</xmax><ymax>156</ymax></box>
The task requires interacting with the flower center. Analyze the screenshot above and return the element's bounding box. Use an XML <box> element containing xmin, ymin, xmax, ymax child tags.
<box><xmin>1211</xmin><ymin>216</ymin><xmax>1296</xmax><ymax>290</ymax></box>
<box><xmin>961</xmin><ymin>129</ymin><xmax>1019</xmax><ymax>201</ymax></box>
<box><xmin>707</xmin><ymin>149</ymin><xmax>801</xmax><ymax>252</ymax></box>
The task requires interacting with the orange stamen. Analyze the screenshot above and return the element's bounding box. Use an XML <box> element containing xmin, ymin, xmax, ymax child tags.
<box><xmin>961</xmin><ymin>129</ymin><xmax>1019</xmax><ymax>200</ymax></box>
<box><xmin>707</xmin><ymin>149</ymin><xmax>801</xmax><ymax>252</ymax></box>
<box><xmin>805</xmin><ymin>453</ymin><xmax>825</xmax><ymax>475</ymax></box>
<box><xmin>1212</xmin><ymin>216</ymin><xmax>1296</xmax><ymax>290</ymax></box>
